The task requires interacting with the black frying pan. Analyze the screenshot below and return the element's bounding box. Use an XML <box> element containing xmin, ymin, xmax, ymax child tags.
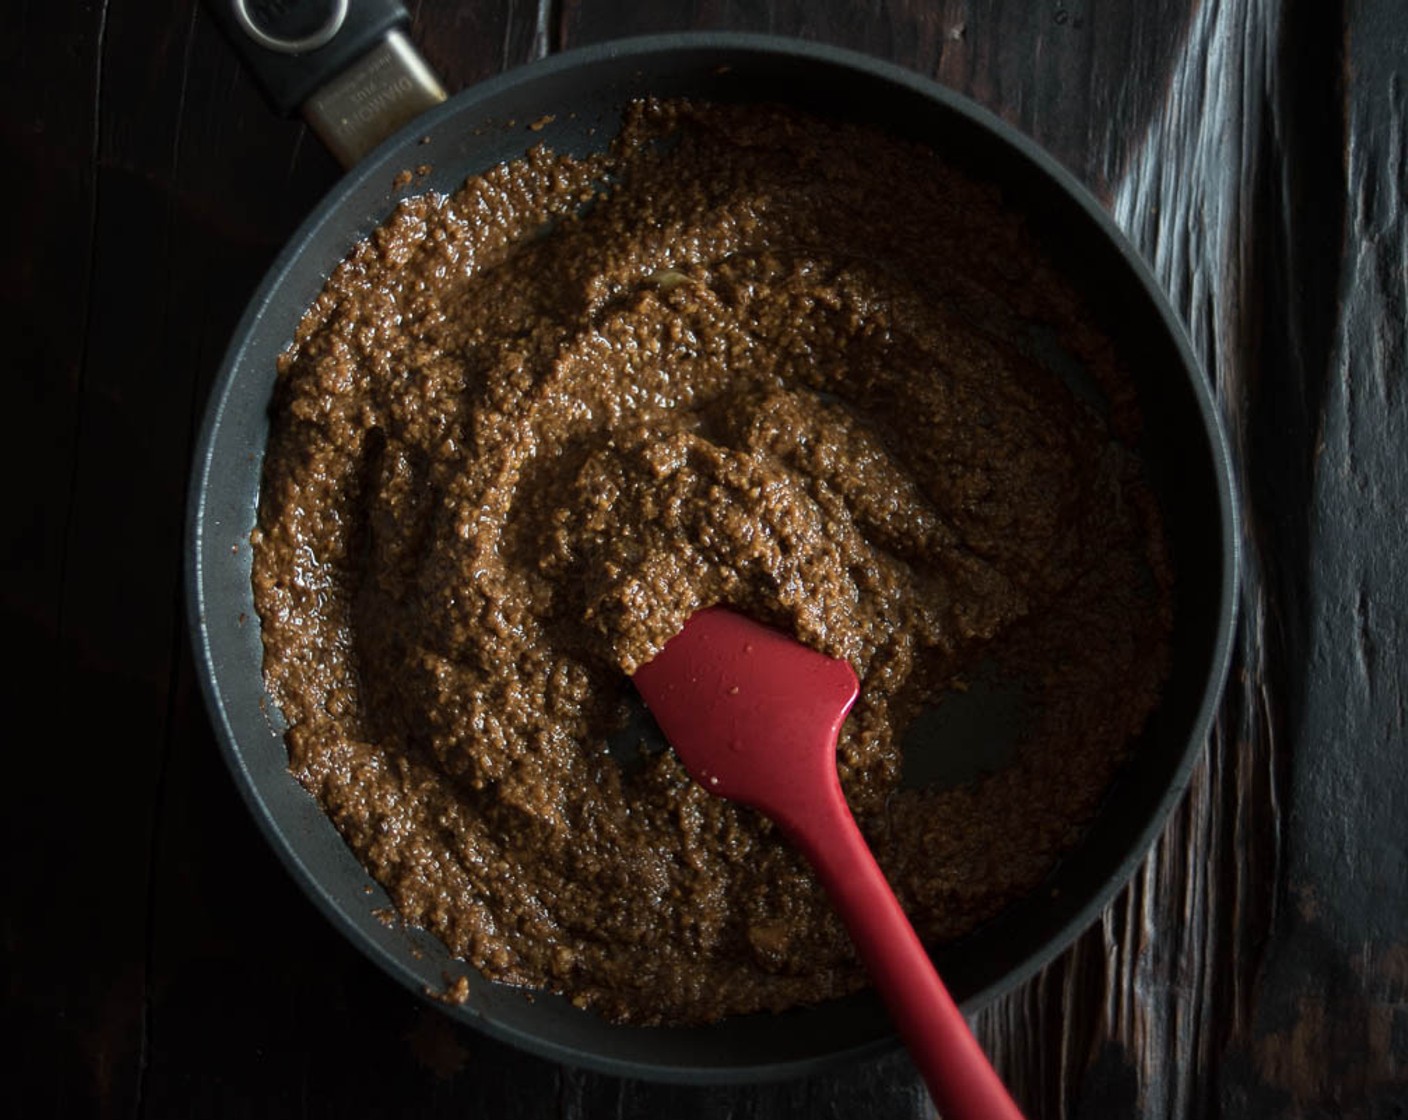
<box><xmin>186</xmin><ymin>16</ymin><xmax>1238</xmax><ymax>1084</ymax></box>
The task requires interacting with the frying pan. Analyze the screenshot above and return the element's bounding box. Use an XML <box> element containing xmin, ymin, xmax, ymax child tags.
<box><xmin>186</xmin><ymin>7</ymin><xmax>1238</xmax><ymax>1085</ymax></box>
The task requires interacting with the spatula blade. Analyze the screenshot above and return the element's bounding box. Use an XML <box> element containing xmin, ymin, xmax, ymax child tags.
<box><xmin>631</xmin><ymin>608</ymin><xmax>859</xmax><ymax>813</ymax></box>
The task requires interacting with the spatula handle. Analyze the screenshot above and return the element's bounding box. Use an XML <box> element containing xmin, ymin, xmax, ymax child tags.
<box><xmin>778</xmin><ymin>779</ymin><xmax>1026</xmax><ymax>1120</ymax></box>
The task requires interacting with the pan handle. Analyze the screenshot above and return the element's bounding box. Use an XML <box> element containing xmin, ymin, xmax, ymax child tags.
<box><xmin>206</xmin><ymin>0</ymin><xmax>447</xmax><ymax>167</ymax></box>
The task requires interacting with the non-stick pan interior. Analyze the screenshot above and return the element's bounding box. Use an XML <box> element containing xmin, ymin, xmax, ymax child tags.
<box><xmin>188</xmin><ymin>34</ymin><xmax>1236</xmax><ymax>1083</ymax></box>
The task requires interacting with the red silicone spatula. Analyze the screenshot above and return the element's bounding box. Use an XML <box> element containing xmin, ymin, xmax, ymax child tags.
<box><xmin>632</xmin><ymin>607</ymin><xmax>1025</xmax><ymax>1120</ymax></box>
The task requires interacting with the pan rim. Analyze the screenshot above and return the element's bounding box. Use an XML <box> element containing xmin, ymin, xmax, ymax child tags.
<box><xmin>186</xmin><ymin>29</ymin><xmax>1240</xmax><ymax>1085</ymax></box>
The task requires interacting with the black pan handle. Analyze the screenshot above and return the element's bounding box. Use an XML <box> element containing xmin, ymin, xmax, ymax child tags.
<box><xmin>206</xmin><ymin>0</ymin><xmax>447</xmax><ymax>167</ymax></box>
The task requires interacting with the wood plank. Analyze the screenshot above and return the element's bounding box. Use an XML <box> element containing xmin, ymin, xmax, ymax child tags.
<box><xmin>1094</xmin><ymin>1</ymin><xmax>1293</xmax><ymax>1111</ymax></box>
<box><xmin>2</xmin><ymin>2</ymin><xmax>153</xmax><ymax>1116</ymax></box>
<box><xmin>1202</xmin><ymin>0</ymin><xmax>1408</xmax><ymax>1111</ymax></box>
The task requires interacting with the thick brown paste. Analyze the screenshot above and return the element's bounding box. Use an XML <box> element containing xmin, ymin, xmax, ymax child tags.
<box><xmin>251</xmin><ymin>100</ymin><xmax>1171</xmax><ymax>1024</ymax></box>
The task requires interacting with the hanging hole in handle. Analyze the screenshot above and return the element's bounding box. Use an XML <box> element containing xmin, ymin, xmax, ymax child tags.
<box><xmin>232</xmin><ymin>0</ymin><xmax>351</xmax><ymax>55</ymax></box>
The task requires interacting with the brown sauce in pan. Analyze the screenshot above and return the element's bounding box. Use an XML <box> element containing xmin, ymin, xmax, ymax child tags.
<box><xmin>250</xmin><ymin>99</ymin><xmax>1171</xmax><ymax>1024</ymax></box>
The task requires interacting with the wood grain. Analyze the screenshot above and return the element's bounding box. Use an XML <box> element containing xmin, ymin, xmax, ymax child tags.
<box><xmin>557</xmin><ymin>0</ymin><xmax>1198</xmax><ymax>198</ymax></box>
<box><xmin>4</xmin><ymin>0</ymin><xmax>1406</xmax><ymax>1117</ymax></box>
<box><xmin>1107</xmin><ymin>2</ymin><xmax>1408</xmax><ymax>1116</ymax></box>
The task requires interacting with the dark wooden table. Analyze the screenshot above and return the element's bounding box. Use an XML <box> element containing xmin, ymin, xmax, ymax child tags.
<box><xmin>6</xmin><ymin>1</ymin><xmax>1406</xmax><ymax>1116</ymax></box>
